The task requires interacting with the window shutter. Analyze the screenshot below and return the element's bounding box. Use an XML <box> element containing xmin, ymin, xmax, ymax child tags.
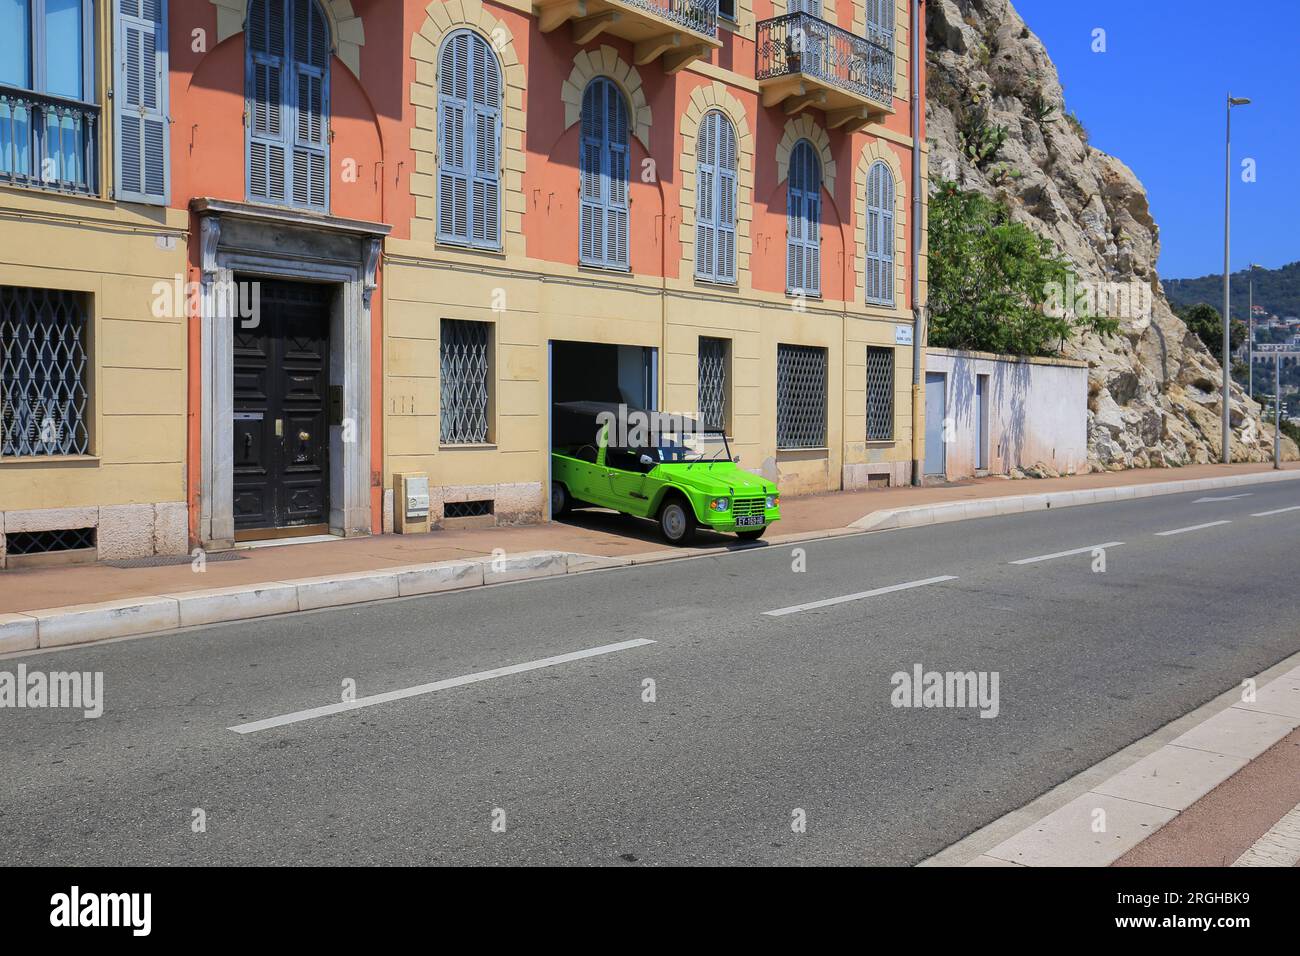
<box><xmin>247</xmin><ymin>1</ymin><xmax>287</xmax><ymax>203</ymax></box>
<box><xmin>470</xmin><ymin>35</ymin><xmax>501</xmax><ymax>248</ymax></box>
<box><xmin>695</xmin><ymin>112</ymin><xmax>716</xmax><ymax>280</ymax></box>
<box><xmin>716</xmin><ymin>116</ymin><xmax>737</xmax><ymax>283</ymax></box>
<box><xmin>289</xmin><ymin>0</ymin><xmax>328</xmax><ymax>210</ymax></box>
<box><xmin>437</xmin><ymin>33</ymin><xmax>470</xmax><ymax>242</ymax></box>
<box><xmin>866</xmin><ymin>161</ymin><xmax>895</xmax><ymax>306</ymax></box>
<box><xmin>115</xmin><ymin>0</ymin><xmax>169</xmax><ymax>204</ymax></box>
<box><xmin>787</xmin><ymin>140</ymin><xmax>820</xmax><ymax>296</ymax></box>
<box><xmin>580</xmin><ymin>78</ymin><xmax>629</xmax><ymax>270</ymax></box>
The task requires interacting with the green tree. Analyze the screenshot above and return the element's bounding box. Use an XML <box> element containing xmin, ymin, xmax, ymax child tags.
<box><xmin>927</xmin><ymin>183</ymin><xmax>1118</xmax><ymax>356</ymax></box>
<box><xmin>1176</xmin><ymin>302</ymin><xmax>1246</xmax><ymax>361</ymax></box>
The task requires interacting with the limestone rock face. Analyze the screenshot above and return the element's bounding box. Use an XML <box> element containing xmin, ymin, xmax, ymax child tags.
<box><xmin>925</xmin><ymin>0</ymin><xmax>1296</xmax><ymax>466</ymax></box>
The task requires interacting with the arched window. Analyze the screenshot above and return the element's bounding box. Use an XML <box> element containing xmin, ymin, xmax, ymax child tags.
<box><xmin>695</xmin><ymin>110</ymin><xmax>737</xmax><ymax>283</ymax></box>
<box><xmin>865</xmin><ymin>160</ymin><xmax>896</xmax><ymax>306</ymax></box>
<box><xmin>246</xmin><ymin>0</ymin><xmax>330</xmax><ymax>209</ymax></box>
<box><xmin>437</xmin><ymin>29</ymin><xmax>502</xmax><ymax>249</ymax></box>
<box><xmin>579</xmin><ymin>77</ymin><xmax>629</xmax><ymax>270</ymax></box>
<box><xmin>866</xmin><ymin>0</ymin><xmax>894</xmax><ymax>47</ymax></box>
<box><xmin>786</xmin><ymin>139</ymin><xmax>821</xmax><ymax>296</ymax></box>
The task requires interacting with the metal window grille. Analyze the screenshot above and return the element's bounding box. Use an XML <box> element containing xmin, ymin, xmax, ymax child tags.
<box><xmin>1</xmin><ymin>286</ymin><xmax>89</xmax><ymax>457</ymax></box>
<box><xmin>444</xmin><ymin>499</ymin><xmax>493</xmax><ymax>519</ymax></box>
<box><xmin>866</xmin><ymin>346</ymin><xmax>894</xmax><ymax>441</ymax></box>
<box><xmin>698</xmin><ymin>337</ymin><xmax>728</xmax><ymax>432</ymax></box>
<box><xmin>440</xmin><ymin>319</ymin><xmax>490</xmax><ymax>444</ymax></box>
<box><xmin>776</xmin><ymin>344</ymin><xmax>827</xmax><ymax>449</ymax></box>
<box><xmin>5</xmin><ymin>527</ymin><xmax>96</xmax><ymax>556</ymax></box>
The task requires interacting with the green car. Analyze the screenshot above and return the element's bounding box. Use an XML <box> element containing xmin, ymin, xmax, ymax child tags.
<box><xmin>550</xmin><ymin>402</ymin><xmax>780</xmax><ymax>545</ymax></box>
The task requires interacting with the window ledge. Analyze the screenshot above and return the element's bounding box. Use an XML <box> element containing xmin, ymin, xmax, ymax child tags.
<box><xmin>0</xmin><ymin>454</ymin><xmax>100</xmax><ymax>466</ymax></box>
<box><xmin>865</xmin><ymin>439</ymin><xmax>897</xmax><ymax>446</ymax></box>
<box><xmin>439</xmin><ymin>443</ymin><xmax>497</xmax><ymax>451</ymax></box>
<box><xmin>776</xmin><ymin>446</ymin><xmax>829</xmax><ymax>453</ymax></box>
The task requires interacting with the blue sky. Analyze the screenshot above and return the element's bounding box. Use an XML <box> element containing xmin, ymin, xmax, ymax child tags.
<box><xmin>1012</xmin><ymin>0</ymin><xmax>1300</xmax><ymax>279</ymax></box>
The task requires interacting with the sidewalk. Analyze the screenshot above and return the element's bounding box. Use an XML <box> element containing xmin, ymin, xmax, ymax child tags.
<box><xmin>1</xmin><ymin>461</ymin><xmax>1296</xmax><ymax>651</ymax></box>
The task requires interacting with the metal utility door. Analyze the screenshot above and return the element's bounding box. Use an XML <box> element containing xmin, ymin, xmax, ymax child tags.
<box><xmin>232</xmin><ymin>280</ymin><xmax>331</xmax><ymax>535</ymax></box>
<box><xmin>924</xmin><ymin>371</ymin><xmax>947</xmax><ymax>477</ymax></box>
<box><xmin>976</xmin><ymin>374</ymin><xmax>989</xmax><ymax>471</ymax></box>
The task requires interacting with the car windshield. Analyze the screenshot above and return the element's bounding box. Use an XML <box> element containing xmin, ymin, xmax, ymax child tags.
<box><xmin>649</xmin><ymin>429</ymin><xmax>730</xmax><ymax>463</ymax></box>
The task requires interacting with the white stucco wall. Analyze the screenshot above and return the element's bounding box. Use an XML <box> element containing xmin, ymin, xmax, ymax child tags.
<box><xmin>926</xmin><ymin>349</ymin><xmax>1088</xmax><ymax>480</ymax></box>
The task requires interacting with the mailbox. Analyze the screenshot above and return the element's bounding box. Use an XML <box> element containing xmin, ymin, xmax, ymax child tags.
<box><xmin>393</xmin><ymin>472</ymin><xmax>431</xmax><ymax>534</ymax></box>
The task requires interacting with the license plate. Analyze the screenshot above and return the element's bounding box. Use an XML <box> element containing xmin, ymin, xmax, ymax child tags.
<box><xmin>735</xmin><ymin>515</ymin><xmax>764</xmax><ymax>527</ymax></box>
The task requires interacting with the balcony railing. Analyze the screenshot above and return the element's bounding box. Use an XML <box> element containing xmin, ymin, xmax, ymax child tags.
<box><xmin>0</xmin><ymin>85</ymin><xmax>99</xmax><ymax>196</ymax></box>
<box><xmin>623</xmin><ymin>0</ymin><xmax>717</xmax><ymax>38</ymax></box>
<box><xmin>536</xmin><ymin>0</ymin><xmax>720</xmax><ymax>73</ymax></box>
<box><xmin>756</xmin><ymin>12</ymin><xmax>895</xmax><ymax>111</ymax></box>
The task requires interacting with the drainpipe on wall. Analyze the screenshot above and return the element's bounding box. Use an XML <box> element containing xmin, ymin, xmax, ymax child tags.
<box><xmin>909</xmin><ymin>0</ymin><xmax>926</xmax><ymax>486</ymax></box>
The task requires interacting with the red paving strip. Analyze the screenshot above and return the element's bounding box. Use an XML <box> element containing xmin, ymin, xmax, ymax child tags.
<box><xmin>1</xmin><ymin>461</ymin><xmax>1294</xmax><ymax>617</ymax></box>
<box><xmin>1114</xmin><ymin>728</ymin><xmax>1300</xmax><ymax>867</ymax></box>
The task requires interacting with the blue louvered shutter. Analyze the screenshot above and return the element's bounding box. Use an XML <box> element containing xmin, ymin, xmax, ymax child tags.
<box><xmin>247</xmin><ymin>0</ymin><xmax>328</xmax><ymax>209</ymax></box>
<box><xmin>866</xmin><ymin>161</ymin><xmax>895</xmax><ymax>306</ymax></box>
<box><xmin>695</xmin><ymin>111</ymin><xmax>737</xmax><ymax>283</ymax></box>
<box><xmin>695</xmin><ymin>112</ymin><xmax>716</xmax><ymax>280</ymax></box>
<box><xmin>437</xmin><ymin>32</ymin><xmax>470</xmax><ymax>242</ymax></box>
<box><xmin>580</xmin><ymin>78</ymin><xmax>629</xmax><ymax>270</ymax></box>
<box><xmin>867</xmin><ymin>0</ymin><xmax>895</xmax><ymax>47</ymax></box>
<box><xmin>715</xmin><ymin>115</ymin><xmax>737</xmax><ymax>283</ymax></box>
<box><xmin>115</xmin><ymin>0</ymin><xmax>169</xmax><ymax>204</ymax></box>
<box><xmin>247</xmin><ymin>0</ymin><xmax>288</xmax><ymax>203</ymax></box>
<box><xmin>469</xmin><ymin>36</ymin><xmax>501</xmax><ymax>248</ymax></box>
<box><xmin>289</xmin><ymin>0</ymin><xmax>328</xmax><ymax>209</ymax></box>
<box><xmin>787</xmin><ymin>140</ymin><xmax>820</xmax><ymax>296</ymax></box>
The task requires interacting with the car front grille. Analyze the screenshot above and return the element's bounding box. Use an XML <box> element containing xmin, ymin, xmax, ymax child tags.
<box><xmin>733</xmin><ymin>497</ymin><xmax>766</xmax><ymax>518</ymax></box>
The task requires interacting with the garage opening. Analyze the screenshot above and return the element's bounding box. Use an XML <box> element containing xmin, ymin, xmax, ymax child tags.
<box><xmin>547</xmin><ymin>340</ymin><xmax>657</xmax><ymax>518</ymax></box>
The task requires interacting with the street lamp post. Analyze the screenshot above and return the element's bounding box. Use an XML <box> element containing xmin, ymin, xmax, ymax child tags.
<box><xmin>1222</xmin><ymin>94</ymin><xmax>1251</xmax><ymax>464</ymax></box>
<box><xmin>1247</xmin><ymin>263</ymin><xmax>1261</xmax><ymax>399</ymax></box>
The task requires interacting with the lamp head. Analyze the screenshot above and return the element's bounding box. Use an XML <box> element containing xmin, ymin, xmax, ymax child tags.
<box><xmin>1229</xmin><ymin>96</ymin><xmax>1252</xmax><ymax>106</ymax></box>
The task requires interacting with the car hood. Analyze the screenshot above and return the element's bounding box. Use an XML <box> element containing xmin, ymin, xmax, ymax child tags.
<box><xmin>654</xmin><ymin>461</ymin><xmax>776</xmax><ymax>497</ymax></box>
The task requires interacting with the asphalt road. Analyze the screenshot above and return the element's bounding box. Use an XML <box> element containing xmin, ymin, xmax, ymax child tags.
<box><xmin>2</xmin><ymin>482</ymin><xmax>1298</xmax><ymax>865</ymax></box>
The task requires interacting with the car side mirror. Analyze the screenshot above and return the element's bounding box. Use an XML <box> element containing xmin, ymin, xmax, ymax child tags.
<box><xmin>639</xmin><ymin>454</ymin><xmax>655</xmax><ymax>467</ymax></box>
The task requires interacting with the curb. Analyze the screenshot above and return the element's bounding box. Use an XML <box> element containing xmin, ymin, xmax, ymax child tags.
<box><xmin>2</xmin><ymin>469</ymin><xmax>1295</xmax><ymax>657</ymax></box>
<box><xmin>0</xmin><ymin>550</ymin><xmax>576</xmax><ymax>654</ymax></box>
<box><xmin>964</xmin><ymin>665</ymin><xmax>1300</xmax><ymax>867</ymax></box>
<box><xmin>850</xmin><ymin>469</ymin><xmax>1300</xmax><ymax>533</ymax></box>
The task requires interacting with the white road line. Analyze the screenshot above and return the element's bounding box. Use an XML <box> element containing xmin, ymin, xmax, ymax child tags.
<box><xmin>1154</xmin><ymin>520</ymin><xmax>1232</xmax><ymax>537</ymax></box>
<box><xmin>762</xmin><ymin>575</ymin><xmax>957</xmax><ymax>617</ymax></box>
<box><xmin>1251</xmin><ymin>505</ymin><xmax>1300</xmax><ymax>517</ymax></box>
<box><xmin>1194</xmin><ymin>494</ymin><xmax>1253</xmax><ymax>502</ymax></box>
<box><xmin>1233</xmin><ymin>802</ymin><xmax>1300</xmax><ymax>867</ymax></box>
<box><xmin>1009</xmin><ymin>542</ymin><xmax>1124</xmax><ymax>565</ymax></box>
<box><xmin>228</xmin><ymin>638</ymin><xmax>656</xmax><ymax>734</ymax></box>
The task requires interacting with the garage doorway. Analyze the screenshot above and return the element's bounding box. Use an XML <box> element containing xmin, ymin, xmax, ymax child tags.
<box><xmin>547</xmin><ymin>340</ymin><xmax>658</xmax><ymax>518</ymax></box>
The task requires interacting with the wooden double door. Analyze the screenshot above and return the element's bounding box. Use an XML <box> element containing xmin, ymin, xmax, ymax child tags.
<box><xmin>232</xmin><ymin>279</ymin><xmax>332</xmax><ymax>538</ymax></box>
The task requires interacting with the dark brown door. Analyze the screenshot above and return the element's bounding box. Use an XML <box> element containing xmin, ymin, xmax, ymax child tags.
<box><xmin>233</xmin><ymin>279</ymin><xmax>331</xmax><ymax>536</ymax></box>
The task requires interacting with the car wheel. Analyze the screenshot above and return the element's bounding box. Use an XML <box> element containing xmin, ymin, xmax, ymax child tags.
<box><xmin>736</xmin><ymin>528</ymin><xmax>766</xmax><ymax>541</ymax></box>
<box><xmin>551</xmin><ymin>482</ymin><xmax>571</xmax><ymax>517</ymax></box>
<box><xmin>658</xmin><ymin>497</ymin><xmax>696</xmax><ymax>545</ymax></box>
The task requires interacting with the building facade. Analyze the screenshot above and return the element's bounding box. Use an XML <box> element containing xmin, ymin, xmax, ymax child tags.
<box><xmin>0</xmin><ymin>0</ymin><xmax>927</xmax><ymax>566</ymax></box>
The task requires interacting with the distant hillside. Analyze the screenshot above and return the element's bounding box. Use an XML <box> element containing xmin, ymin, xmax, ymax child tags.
<box><xmin>1164</xmin><ymin>261</ymin><xmax>1300</xmax><ymax>320</ymax></box>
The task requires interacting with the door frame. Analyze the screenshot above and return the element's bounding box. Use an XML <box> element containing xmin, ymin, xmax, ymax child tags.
<box><xmin>197</xmin><ymin>207</ymin><xmax>381</xmax><ymax>550</ymax></box>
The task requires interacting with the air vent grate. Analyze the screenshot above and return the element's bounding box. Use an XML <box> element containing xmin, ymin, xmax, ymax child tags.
<box><xmin>444</xmin><ymin>499</ymin><xmax>493</xmax><ymax>519</ymax></box>
<box><xmin>6</xmin><ymin>527</ymin><xmax>95</xmax><ymax>556</ymax></box>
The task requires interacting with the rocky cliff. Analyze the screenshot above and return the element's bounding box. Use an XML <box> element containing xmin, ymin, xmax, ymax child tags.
<box><xmin>924</xmin><ymin>0</ymin><xmax>1296</xmax><ymax>468</ymax></box>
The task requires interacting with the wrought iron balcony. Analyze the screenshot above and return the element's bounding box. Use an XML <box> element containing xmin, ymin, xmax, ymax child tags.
<box><xmin>756</xmin><ymin>13</ymin><xmax>895</xmax><ymax>129</ymax></box>
<box><xmin>536</xmin><ymin>0</ymin><xmax>720</xmax><ymax>74</ymax></box>
<box><xmin>0</xmin><ymin>85</ymin><xmax>99</xmax><ymax>196</ymax></box>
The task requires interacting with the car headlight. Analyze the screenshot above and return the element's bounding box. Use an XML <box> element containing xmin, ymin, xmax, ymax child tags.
<box><xmin>710</xmin><ymin>497</ymin><xmax>730</xmax><ymax>512</ymax></box>
<box><xmin>766</xmin><ymin>494</ymin><xmax>779</xmax><ymax>509</ymax></box>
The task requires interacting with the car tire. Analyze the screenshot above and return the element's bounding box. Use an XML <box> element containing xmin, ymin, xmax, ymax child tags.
<box><xmin>551</xmin><ymin>482</ymin><xmax>571</xmax><ymax>517</ymax></box>
<box><xmin>658</xmin><ymin>496</ymin><xmax>696</xmax><ymax>545</ymax></box>
<box><xmin>736</xmin><ymin>528</ymin><xmax>766</xmax><ymax>541</ymax></box>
